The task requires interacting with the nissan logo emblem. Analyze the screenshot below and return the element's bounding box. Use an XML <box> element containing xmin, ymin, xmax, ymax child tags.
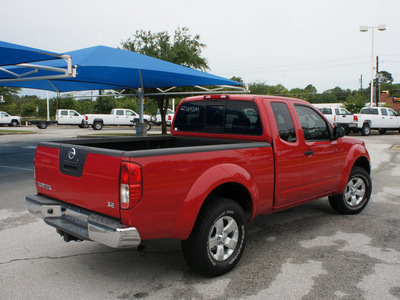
<box><xmin>68</xmin><ymin>148</ymin><xmax>76</xmax><ymax>160</ymax></box>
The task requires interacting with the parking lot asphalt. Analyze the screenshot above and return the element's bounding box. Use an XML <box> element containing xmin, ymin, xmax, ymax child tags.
<box><xmin>0</xmin><ymin>127</ymin><xmax>399</xmax><ymax>300</ymax></box>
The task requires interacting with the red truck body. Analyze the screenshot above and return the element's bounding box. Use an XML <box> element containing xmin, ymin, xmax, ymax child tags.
<box><xmin>28</xmin><ymin>95</ymin><xmax>371</xmax><ymax>276</ymax></box>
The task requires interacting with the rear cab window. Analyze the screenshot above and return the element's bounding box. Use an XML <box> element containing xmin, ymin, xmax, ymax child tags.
<box><xmin>173</xmin><ymin>100</ymin><xmax>263</xmax><ymax>136</ymax></box>
<box><xmin>360</xmin><ymin>108</ymin><xmax>379</xmax><ymax>115</ymax></box>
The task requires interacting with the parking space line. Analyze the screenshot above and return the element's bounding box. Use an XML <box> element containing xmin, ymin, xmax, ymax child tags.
<box><xmin>0</xmin><ymin>165</ymin><xmax>33</xmax><ymax>171</ymax></box>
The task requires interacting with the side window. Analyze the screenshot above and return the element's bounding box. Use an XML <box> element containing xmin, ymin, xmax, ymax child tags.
<box><xmin>61</xmin><ymin>111</ymin><xmax>68</xmax><ymax>116</ymax></box>
<box><xmin>271</xmin><ymin>102</ymin><xmax>297</xmax><ymax>143</ymax></box>
<box><xmin>389</xmin><ymin>109</ymin><xmax>397</xmax><ymax>117</ymax></box>
<box><xmin>70</xmin><ymin>111</ymin><xmax>79</xmax><ymax>117</ymax></box>
<box><xmin>335</xmin><ymin>108</ymin><xmax>340</xmax><ymax>115</ymax></box>
<box><xmin>381</xmin><ymin>109</ymin><xmax>388</xmax><ymax>116</ymax></box>
<box><xmin>126</xmin><ymin>111</ymin><xmax>135</xmax><ymax>116</ymax></box>
<box><xmin>116</xmin><ymin>110</ymin><xmax>124</xmax><ymax>116</ymax></box>
<box><xmin>295</xmin><ymin>105</ymin><xmax>330</xmax><ymax>141</ymax></box>
<box><xmin>340</xmin><ymin>108</ymin><xmax>350</xmax><ymax>115</ymax></box>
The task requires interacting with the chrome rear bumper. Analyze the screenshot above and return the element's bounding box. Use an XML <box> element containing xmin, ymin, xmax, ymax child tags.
<box><xmin>26</xmin><ymin>194</ymin><xmax>141</xmax><ymax>248</ymax></box>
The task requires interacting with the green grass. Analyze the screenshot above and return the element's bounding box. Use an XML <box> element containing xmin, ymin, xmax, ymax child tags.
<box><xmin>0</xmin><ymin>129</ymin><xmax>36</xmax><ymax>135</ymax></box>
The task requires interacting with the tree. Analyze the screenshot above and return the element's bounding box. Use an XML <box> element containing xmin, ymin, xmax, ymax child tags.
<box><xmin>344</xmin><ymin>93</ymin><xmax>368</xmax><ymax>114</ymax></box>
<box><xmin>324</xmin><ymin>87</ymin><xmax>351</xmax><ymax>102</ymax></box>
<box><xmin>379</xmin><ymin>71</ymin><xmax>394</xmax><ymax>84</ymax></box>
<box><xmin>0</xmin><ymin>87</ymin><xmax>21</xmax><ymax>104</ymax></box>
<box><xmin>121</xmin><ymin>27</ymin><xmax>209</xmax><ymax>134</ymax></box>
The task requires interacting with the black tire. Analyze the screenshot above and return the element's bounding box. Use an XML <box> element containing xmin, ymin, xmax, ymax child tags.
<box><xmin>329</xmin><ymin>167</ymin><xmax>372</xmax><ymax>214</ymax></box>
<box><xmin>147</xmin><ymin>123</ymin><xmax>152</xmax><ymax>131</ymax></box>
<box><xmin>37</xmin><ymin>121</ymin><xmax>48</xmax><ymax>129</ymax></box>
<box><xmin>9</xmin><ymin>120</ymin><xmax>18</xmax><ymax>127</ymax></box>
<box><xmin>92</xmin><ymin>122</ymin><xmax>103</xmax><ymax>130</ymax></box>
<box><xmin>182</xmin><ymin>197</ymin><xmax>247</xmax><ymax>277</ymax></box>
<box><xmin>361</xmin><ymin>123</ymin><xmax>370</xmax><ymax>136</ymax></box>
<box><xmin>379</xmin><ymin>129</ymin><xmax>386</xmax><ymax>135</ymax></box>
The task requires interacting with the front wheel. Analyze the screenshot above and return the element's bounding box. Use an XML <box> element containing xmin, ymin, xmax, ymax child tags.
<box><xmin>182</xmin><ymin>197</ymin><xmax>247</xmax><ymax>277</ymax></box>
<box><xmin>9</xmin><ymin>120</ymin><xmax>18</xmax><ymax>127</ymax></box>
<box><xmin>329</xmin><ymin>167</ymin><xmax>372</xmax><ymax>214</ymax></box>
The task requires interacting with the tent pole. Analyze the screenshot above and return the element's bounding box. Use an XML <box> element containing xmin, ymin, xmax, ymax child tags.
<box><xmin>136</xmin><ymin>69</ymin><xmax>146</xmax><ymax>136</ymax></box>
<box><xmin>46</xmin><ymin>91</ymin><xmax>50</xmax><ymax>121</ymax></box>
<box><xmin>136</xmin><ymin>87</ymin><xmax>146</xmax><ymax>136</ymax></box>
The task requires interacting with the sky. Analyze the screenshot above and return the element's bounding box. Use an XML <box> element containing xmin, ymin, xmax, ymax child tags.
<box><xmin>1</xmin><ymin>0</ymin><xmax>400</xmax><ymax>98</ymax></box>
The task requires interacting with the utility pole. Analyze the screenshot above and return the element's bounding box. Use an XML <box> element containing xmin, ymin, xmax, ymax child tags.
<box><xmin>360</xmin><ymin>74</ymin><xmax>363</xmax><ymax>90</ymax></box>
<box><xmin>376</xmin><ymin>56</ymin><xmax>380</xmax><ymax>106</ymax></box>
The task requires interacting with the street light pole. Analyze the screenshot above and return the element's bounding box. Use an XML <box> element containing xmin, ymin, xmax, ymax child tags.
<box><xmin>360</xmin><ymin>24</ymin><xmax>386</xmax><ymax>107</ymax></box>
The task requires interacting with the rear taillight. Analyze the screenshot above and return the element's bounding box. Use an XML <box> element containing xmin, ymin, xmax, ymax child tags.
<box><xmin>354</xmin><ymin>115</ymin><xmax>358</xmax><ymax>122</ymax></box>
<box><xmin>120</xmin><ymin>162</ymin><xmax>142</xmax><ymax>209</ymax></box>
<box><xmin>168</xmin><ymin>115</ymin><xmax>172</xmax><ymax>121</ymax></box>
<box><xmin>85</xmin><ymin>116</ymin><xmax>88</xmax><ymax>121</ymax></box>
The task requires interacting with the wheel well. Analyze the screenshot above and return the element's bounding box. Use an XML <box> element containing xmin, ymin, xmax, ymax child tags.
<box><xmin>204</xmin><ymin>182</ymin><xmax>252</xmax><ymax>220</ymax></box>
<box><xmin>354</xmin><ymin>156</ymin><xmax>371</xmax><ymax>174</ymax></box>
<box><xmin>363</xmin><ymin>121</ymin><xmax>371</xmax><ymax>126</ymax></box>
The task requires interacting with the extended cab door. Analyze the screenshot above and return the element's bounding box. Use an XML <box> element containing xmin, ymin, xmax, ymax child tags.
<box><xmin>293</xmin><ymin>104</ymin><xmax>344</xmax><ymax>199</ymax></box>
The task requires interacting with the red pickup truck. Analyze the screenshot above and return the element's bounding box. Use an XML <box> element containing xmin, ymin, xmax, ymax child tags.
<box><xmin>26</xmin><ymin>95</ymin><xmax>371</xmax><ymax>276</ymax></box>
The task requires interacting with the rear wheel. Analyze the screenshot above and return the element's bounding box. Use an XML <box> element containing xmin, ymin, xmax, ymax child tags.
<box><xmin>329</xmin><ymin>167</ymin><xmax>371</xmax><ymax>214</ymax></box>
<box><xmin>92</xmin><ymin>122</ymin><xmax>103</xmax><ymax>130</ymax></box>
<box><xmin>182</xmin><ymin>197</ymin><xmax>247</xmax><ymax>277</ymax></box>
<box><xmin>361</xmin><ymin>123</ymin><xmax>370</xmax><ymax>136</ymax></box>
<box><xmin>37</xmin><ymin>121</ymin><xmax>48</xmax><ymax>129</ymax></box>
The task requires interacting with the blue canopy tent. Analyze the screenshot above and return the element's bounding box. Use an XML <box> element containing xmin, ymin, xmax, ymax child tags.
<box><xmin>0</xmin><ymin>45</ymin><xmax>243</xmax><ymax>91</ymax></box>
<box><xmin>0</xmin><ymin>44</ymin><xmax>245</xmax><ymax>134</ymax></box>
<box><xmin>0</xmin><ymin>40</ymin><xmax>63</xmax><ymax>66</ymax></box>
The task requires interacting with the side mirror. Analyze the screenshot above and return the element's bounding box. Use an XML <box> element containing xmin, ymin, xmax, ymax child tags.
<box><xmin>332</xmin><ymin>127</ymin><xmax>345</xmax><ymax>140</ymax></box>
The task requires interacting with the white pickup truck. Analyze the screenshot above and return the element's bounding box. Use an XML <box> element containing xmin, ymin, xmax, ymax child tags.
<box><xmin>155</xmin><ymin>109</ymin><xmax>175</xmax><ymax>126</ymax></box>
<box><xmin>317</xmin><ymin>107</ymin><xmax>357</xmax><ymax>134</ymax></box>
<box><xmin>354</xmin><ymin>107</ymin><xmax>400</xmax><ymax>136</ymax></box>
<box><xmin>0</xmin><ymin>111</ymin><xmax>20</xmax><ymax>127</ymax></box>
<box><xmin>84</xmin><ymin>108</ymin><xmax>152</xmax><ymax>130</ymax></box>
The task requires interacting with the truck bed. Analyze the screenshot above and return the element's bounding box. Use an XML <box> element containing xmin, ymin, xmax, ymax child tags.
<box><xmin>35</xmin><ymin>136</ymin><xmax>272</xmax><ymax>226</ymax></box>
<box><xmin>39</xmin><ymin>136</ymin><xmax>267</xmax><ymax>156</ymax></box>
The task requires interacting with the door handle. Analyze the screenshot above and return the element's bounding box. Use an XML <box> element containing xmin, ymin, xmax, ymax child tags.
<box><xmin>304</xmin><ymin>150</ymin><xmax>314</xmax><ymax>156</ymax></box>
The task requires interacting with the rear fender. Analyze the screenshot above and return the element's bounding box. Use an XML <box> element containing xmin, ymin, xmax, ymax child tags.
<box><xmin>171</xmin><ymin>163</ymin><xmax>258</xmax><ymax>240</ymax></box>
<box><xmin>336</xmin><ymin>144</ymin><xmax>371</xmax><ymax>193</ymax></box>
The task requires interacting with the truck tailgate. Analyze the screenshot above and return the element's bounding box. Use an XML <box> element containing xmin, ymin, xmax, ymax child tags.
<box><xmin>34</xmin><ymin>143</ymin><xmax>123</xmax><ymax>219</ymax></box>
